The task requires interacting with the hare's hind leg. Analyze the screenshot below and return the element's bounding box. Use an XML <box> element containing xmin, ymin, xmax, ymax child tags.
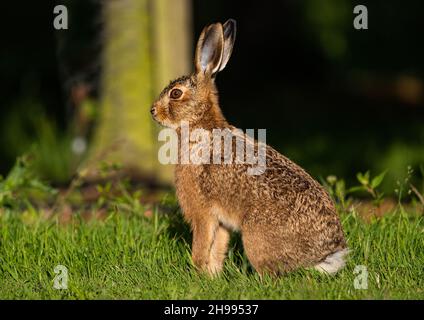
<box><xmin>242</xmin><ymin>221</ymin><xmax>297</xmax><ymax>276</ymax></box>
<box><xmin>241</xmin><ymin>226</ymin><xmax>293</xmax><ymax>276</ymax></box>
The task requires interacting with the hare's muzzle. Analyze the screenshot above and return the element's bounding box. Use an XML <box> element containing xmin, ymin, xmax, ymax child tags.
<box><xmin>150</xmin><ymin>104</ymin><xmax>157</xmax><ymax>117</ymax></box>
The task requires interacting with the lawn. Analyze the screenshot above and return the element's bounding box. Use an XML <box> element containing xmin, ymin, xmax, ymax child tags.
<box><xmin>0</xmin><ymin>203</ymin><xmax>423</xmax><ymax>299</ymax></box>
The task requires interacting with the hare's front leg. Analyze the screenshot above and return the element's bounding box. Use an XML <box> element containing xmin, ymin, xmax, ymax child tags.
<box><xmin>208</xmin><ymin>225</ymin><xmax>230</xmax><ymax>274</ymax></box>
<box><xmin>191</xmin><ymin>219</ymin><xmax>229</xmax><ymax>276</ymax></box>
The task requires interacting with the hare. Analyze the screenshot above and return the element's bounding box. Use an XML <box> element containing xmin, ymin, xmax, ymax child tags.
<box><xmin>151</xmin><ymin>19</ymin><xmax>348</xmax><ymax>276</ymax></box>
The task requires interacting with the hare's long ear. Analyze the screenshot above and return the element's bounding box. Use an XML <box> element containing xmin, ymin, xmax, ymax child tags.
<box><xmin>219</xmin><ymin>19</ymin><xmax>237</xmax><ymax>72</ymax></box>
<box><xmin>195</xmin><ymin>23</ymin><xmax>224</xmax><ymax>77</ymax></box>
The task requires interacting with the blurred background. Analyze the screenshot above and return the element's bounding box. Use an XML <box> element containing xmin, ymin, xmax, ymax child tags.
<box><xmin>0</xmin><ymin>0</ymin><xmax>423</xmax><ymax>193</ymax></box>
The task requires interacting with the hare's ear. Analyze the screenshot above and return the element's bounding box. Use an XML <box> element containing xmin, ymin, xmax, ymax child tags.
<box><xmin>195</xmin><ymin>23</ymin><xmax>224</xmax><ymax>77</ymax></box>
<box><xmin>219</xmin><ymin>19</ymin><xmax>237</xmax><ymax>72</ymax></box>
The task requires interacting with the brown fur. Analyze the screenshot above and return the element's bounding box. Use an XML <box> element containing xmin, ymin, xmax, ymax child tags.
<box><xmin>151</xmin><ymin>20</ymin><xmax>347</xmax><ymax>276</ymax></box>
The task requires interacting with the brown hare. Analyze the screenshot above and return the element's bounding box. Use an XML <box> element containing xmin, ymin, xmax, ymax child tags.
<box><xmin>151</xmin><ymin>19</ymin><xmax>348</xmax><ymax>276</ymax></box>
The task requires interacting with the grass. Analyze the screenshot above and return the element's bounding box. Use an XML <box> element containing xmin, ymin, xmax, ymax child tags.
<box><xmin>0</xmin><ymin>203</ymin><xmax>423</xmax><ymax>300</ymax></box>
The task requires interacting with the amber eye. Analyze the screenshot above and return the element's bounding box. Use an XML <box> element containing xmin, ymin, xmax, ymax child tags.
<box><xmin>170</xmin><ymin>88</ymin><xmax>183</xmax><ymax>99</ymax></box>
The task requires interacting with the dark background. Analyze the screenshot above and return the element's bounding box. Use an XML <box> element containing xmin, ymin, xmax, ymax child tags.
<box><xmin>1</xmin><ymin>0</ymin><xmax>423</xmax><ymax>191</ymax></box>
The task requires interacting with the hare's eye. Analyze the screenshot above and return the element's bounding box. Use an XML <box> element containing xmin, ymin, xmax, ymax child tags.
<box><xmin>170</xmin><ymin>88</ymin><xmax>183</xmax><ymax>99</ymax></box>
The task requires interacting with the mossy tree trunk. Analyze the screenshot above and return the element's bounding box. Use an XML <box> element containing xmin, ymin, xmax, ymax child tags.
<box><xmin>88</xmin><ymin>0</ymin><xmax>192</xmax><ymax>185</ymax></box>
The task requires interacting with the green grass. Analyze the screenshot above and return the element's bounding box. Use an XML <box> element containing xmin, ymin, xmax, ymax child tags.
<box><xmin>0</xmin><ymin>205</ymin><xmax>423</xmax><ymax>300</ymax></box>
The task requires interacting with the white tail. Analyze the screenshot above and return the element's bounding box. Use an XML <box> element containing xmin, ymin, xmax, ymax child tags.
<box><xmin>314</xmin><ymin>248</ymin><xmax>350</xmax><ymax>275</ymax></box>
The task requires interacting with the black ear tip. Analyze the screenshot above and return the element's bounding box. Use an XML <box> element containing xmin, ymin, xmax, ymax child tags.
<box><xmin>223</xmin><ymin>19</ymin><xmax>236</xmax><ymax>38</ymax></box>
<box><xmin>225</xmin><ymin>19</ymin><xmax>237</xmax><ymax>27</ymax></box>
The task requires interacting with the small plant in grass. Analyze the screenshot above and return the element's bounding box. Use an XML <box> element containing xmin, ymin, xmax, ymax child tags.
<box><xmin>394</xmin><ymin>166</ymin><xmax>413</xmax><ymax>202</ymax></box>
<box><xmin>0</xmin><ymin>154</ymin><xmax>56</xmax><ymax>210</ymax></box>
<box><xmin>95</xmin><ymin>161</ymin><xmax>123</xmax><ymax>208</ymax></box>
<box><xmin>323</xmin><ymin>170</ymin><xmax>387</xmax><ymax>212</ymax></box>
<box><xmin>350</xmin><ymin>170</ymin><xmax>387</xmax><ymax>208</ymax></box>
<box><xmin>409</xmin><ymin>165</ymin><xmax>424</xmax><ymax>211</ymax></box>
<box><xmin>323</xmin><ymin>175</ymin><xmax>351</xmax><ymax>212</ymax></box>
<box><xmin>395</xmin><ymin>165</ymin><xmax>424</xmax><ymax>213</ymax></box>
<box><xmin>94</xmin><ymin>161</ymin><xmax>145</xmax><ymax>216</ymax></box>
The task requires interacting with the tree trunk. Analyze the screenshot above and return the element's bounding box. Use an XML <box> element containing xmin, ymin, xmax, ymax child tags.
<box><xmin>87</xmin><ymin>0</ymin><xmax>192</xmax><ymax>185</ymax></box>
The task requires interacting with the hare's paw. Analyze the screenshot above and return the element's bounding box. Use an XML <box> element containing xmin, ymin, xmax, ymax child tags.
<box><xmin>192</xmin><ymin>255</ymin><xmax>223</xmax><ymax>277</ymax></box>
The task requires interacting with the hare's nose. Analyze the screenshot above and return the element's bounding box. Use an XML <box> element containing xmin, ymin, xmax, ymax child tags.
<box><xmin>150</xmin><ymin>106</ymin><xmax>157</xmax><ymax>116</ymax></box>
